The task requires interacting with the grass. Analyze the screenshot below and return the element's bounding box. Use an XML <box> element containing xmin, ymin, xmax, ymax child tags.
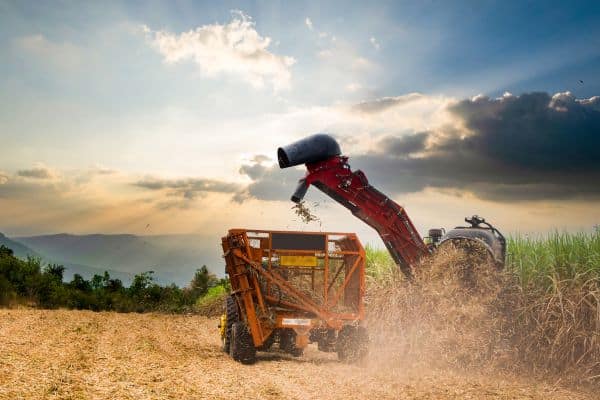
<box><xmin>195</xmin><ymin>283</ymin><xmax>228</xmax><ymax>316</ymax></box>
<box><xmin>366</xmin><ymin>230</ymin><xmax>600</xmax><ymax>285</ymax></box>
<box><xmin>365</xmin><ymin>243</ymin><xmax>396</xmax><ymax>282</ymax></box>
<box><xmin>507</xmin><ymin>230</ymin><xmax>600</xmax><ymax>288</ymax></box>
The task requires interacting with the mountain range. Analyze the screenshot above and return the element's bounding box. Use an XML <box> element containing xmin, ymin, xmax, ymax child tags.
<box><xmin>1</xmin><ymin>232</ymin><xmax>223</xmax><ymax>286</ymax></box>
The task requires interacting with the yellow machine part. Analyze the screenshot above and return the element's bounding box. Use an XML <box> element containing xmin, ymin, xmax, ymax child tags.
<box><xmin>219</xmin><ymin>314</ymin><xmax>227</xmax><ymax>339</ymax></box>
<box><xmin>280</xmin><ymin>255</ymin><xmax>317</xmax><ymax>267</ymax></box>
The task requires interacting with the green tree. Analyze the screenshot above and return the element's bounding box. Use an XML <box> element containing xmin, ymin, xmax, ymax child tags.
<box><xmin>44</xmin><ymin>264</ymin><xmax>65</xmax><ymax>282</ymax></box>
<box><xmin>91</xmin><ymin>274</ymin><xmax>104</xmax><ymax>290</ymax></box>
<box><xmin>130</xmin><ymin>271</ymin><xmax>154</xmax><ymax>294</ymax></box>
<box><xmin>69</xmin><ymin>274</ymin><xmax>91</xmax><ymax>292</ymax></box>
<box><xmin>0</xmin><ymin>245</ymin><xmax>14</xmax><ymax>257</ymax></box>
<box><xmin>189</xmin><ymin>265</ymin><xmax>218</xmax><ymax>299</ymax></box>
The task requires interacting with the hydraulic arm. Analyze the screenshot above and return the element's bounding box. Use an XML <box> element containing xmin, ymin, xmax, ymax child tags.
<box><xmin>278</xmin><ymin>134</ymin><xmax>430</xmax><ymax>276</ymax></box>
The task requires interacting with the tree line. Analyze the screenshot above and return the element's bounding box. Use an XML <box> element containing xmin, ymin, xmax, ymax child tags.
<box><xmin>0</xmin><ymin>245</ymin><xmax>228</xmax><ymax>312</ymax></box>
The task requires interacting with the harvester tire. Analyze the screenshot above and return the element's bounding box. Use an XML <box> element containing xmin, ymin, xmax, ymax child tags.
<box><xmin>336</xmin><ymin>326</ymin><xmax>368</xmax><ymax>363</ymax></box>
<box><xmin>230</xmin><ymin>321</ymin><xmax>256</xmax><ymax>364</ymax></box>
<box><xmin>222</xmin><ymin>295</ymin><xmax>239</xmax><ymax>353</ymax></box>
<box><xmin>257</xmin><ymin>332</ymin><xmax>276</xmax><ymax>351</ymax></box>
<box><xmin>279</xmin><ymin>329</ymin><xmax>304</xmax><ymax>357</ymax></box>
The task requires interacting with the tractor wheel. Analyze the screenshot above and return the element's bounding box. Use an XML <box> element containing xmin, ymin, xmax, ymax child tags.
<box><xmin>336</xmin><ymin>325</ymin><xmax>369</xmax><ymax>363</ymax></box>
<box><xmin>230</xmin><ymin>321</ymin><xmax>256</xmax><ymax>364</ymax></box>
<box><xmin>257</xmin><ymin>332</ymin><xmax>276</xmax><ymax>351</ymax></box>
<box><xmin>222</xmin><ymin>295</ymin><xmax>239</xmax><ymax>353</ymax></box>
<box><xmin>279</xmin><ymin>329</ymin><xmax>304</xmax><ymax>357</ymax></box>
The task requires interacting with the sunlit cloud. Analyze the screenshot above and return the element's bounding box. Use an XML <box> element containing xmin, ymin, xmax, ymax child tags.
<box><xmin>369</xmin><ymin>36</ymin><xmax>380</xmax><ymax>50</ymax></box>
<box><xmin>133</xmin><ymin>176</ymin><xmax>242</xmax><ymax>209</ymax></box>
<box><xmin>351</xmin><ymin>93</ymin><xmax>424</xmax><ymax>113</ymax></box>
<box><xmin>345</xmin><ymin>83</ymin><xmax>363</xmax><ymax>92</ymax></box>
<box><xmin>143</xmin><ymin>10</ymin><xmax>296</xmax><ymax>90</ymax></box>
<box><xmin>305</xmin><ymin>17</ymin><xmax>313</xmax><ymax>30</ymax></box>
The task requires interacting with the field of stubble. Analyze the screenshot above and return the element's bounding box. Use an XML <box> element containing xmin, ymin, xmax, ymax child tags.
<box><xmin>0</xmin><ymin>309</ymin><xmax>595</xmax><ymax>400</ymax></box>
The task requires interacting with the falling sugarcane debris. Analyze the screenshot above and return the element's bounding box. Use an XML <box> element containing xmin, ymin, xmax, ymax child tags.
<box><xmin>291</xmin><ymin>200</ymin><xmax>321</xmax><ymax>225</ymax></box>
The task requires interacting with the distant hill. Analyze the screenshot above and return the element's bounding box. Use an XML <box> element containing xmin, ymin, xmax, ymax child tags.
<box><xmin>1</xmin><ymin>232</ymin><xmax>133</xmax><ymax>284</ymax></box>
<box><xmin>0</xmin><ymin>233</ymin><xmax>42</xmax><ymax>259</ymax></box>
<box><xmin>58</xmin><ymin>262</ymin><xmax>134</xmax><ymax>286</ymax></box>
<box><xmin>13</xmin><ymin>233</ymin><xmax>223</xmax><ymax>286</ymax></box>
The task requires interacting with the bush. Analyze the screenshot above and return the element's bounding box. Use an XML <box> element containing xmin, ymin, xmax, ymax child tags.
<box><xmin>195</xmin><ymin>283</ymin><xmax>228</xmax><ymax>316</ymax></box>
<box><xmin>0</xmin><ymin>244</ymin><xmax>223</xmax><ymax>314</ymax></box>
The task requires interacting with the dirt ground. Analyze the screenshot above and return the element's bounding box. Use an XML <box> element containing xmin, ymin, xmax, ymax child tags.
<box><xmin>0</xmin><ymin>309</ymin><xmax>595</xmax><ymax>400</ymax></box>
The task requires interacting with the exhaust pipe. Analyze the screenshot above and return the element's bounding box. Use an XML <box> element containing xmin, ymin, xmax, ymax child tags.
<box><xmin>278</xmin><ymin>133</ymin><xmax>341</xmax><ymax>168</ymax></box>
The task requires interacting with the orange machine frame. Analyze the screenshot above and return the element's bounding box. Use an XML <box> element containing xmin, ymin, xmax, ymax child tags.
<box><xmin>222</xmin><ymin>229</ymin><xmax>366</xmax><ymax>348</ymax></box>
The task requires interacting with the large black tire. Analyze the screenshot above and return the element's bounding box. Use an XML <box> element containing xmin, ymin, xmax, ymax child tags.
<box><xmin>230</xmin><ymin>321</ymin><xmax>256</xmax><ymax>364</ymax></box>
<box><xmin>279</xmin><ymin>329</ymin><xmax>304</xmax><ymax>357</ymax></box>
<box><xmin>257</xmin><ymin>332</ymin><xmax>276</xmax><ymax>351</ymax></box>
<box><xmin>317</xmin><ymin>329</ymin><xmax>337</xmax><ymax>352</ymax></box>
<box><xmin>222</xmin><ymin>295</ymin><xmax>239</xmax><ymax>353</ymax></box>
<box><xmin>336</xmin><ymin>325</ymin><xmax>369</xmax><ymax>363</ymax></box>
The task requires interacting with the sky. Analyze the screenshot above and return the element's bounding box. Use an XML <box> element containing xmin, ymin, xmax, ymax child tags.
<box><xmin>0</xmin><ymin>0</ymin><xmax>599</xmax><ymax>246</ymax></box>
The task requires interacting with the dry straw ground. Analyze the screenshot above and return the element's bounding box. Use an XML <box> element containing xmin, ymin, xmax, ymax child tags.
<box><xmin>0</xmin><ymin>308</ymin><xmax>596</xmax><ymax>400</ymax></box>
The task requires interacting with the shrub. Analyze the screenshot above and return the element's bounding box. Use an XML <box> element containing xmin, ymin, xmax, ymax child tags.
<box><xmin>0</xmin><ymin>244</ymin><xmax>222</xmax><ymax>314</ymax></box>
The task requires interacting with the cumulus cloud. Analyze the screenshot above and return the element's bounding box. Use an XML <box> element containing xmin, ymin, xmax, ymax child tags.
<box><xmin>17</xmin><ymin>165</ymin><xmax>57</xmax><ymax>180</ymax></box>
<box><xmin>143</xmin><ymin>11</ymin><xmax>295</xmax><ymax>90</ymax></box>
<box><xmin>353</xmin><ymin>92</ymin><xmax>600</xmax><ymax>200</ymax></box>
<box><xmin>0</xmin><ymin>167</ymin><xmax>102</xmax><ymax>234</ymax></box>
<box><xmin>378</xmin><ymin>132</ymin><xmax>429</xmax><ymax>156</ymax></box>
<box><xmin>305</xmin><ymin>18</ymin><xmax>313</xmax><ymax>30</ymax></box>
<box><xmin>352</xmin><ymin>93</ymin><xmax>424</xmax><ymax>113</ymax></box>
<box><xmin>369</xmin><ymin>36</ymin><xmax>380</xmax><ymax>50</ymax></box>
<box><xmin>234</xmin><ymin>158</ymin><xmax>303</xmax><ymax>203</ymax></box>
<box><xmin>449</xmin><ymin>91</ymin><xmax>599</xmax><ymax>170</ymax></box>
<box><xmin>133</xmin><ymin>177</ymin><xmax>241</xmax><ymax>204</ymax></box>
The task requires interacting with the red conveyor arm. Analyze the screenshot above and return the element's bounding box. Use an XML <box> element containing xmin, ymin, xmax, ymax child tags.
<box><xmin>298</xmin><ymin>156</ymin><xmax>430</xmax><ymax>276</ymax></box>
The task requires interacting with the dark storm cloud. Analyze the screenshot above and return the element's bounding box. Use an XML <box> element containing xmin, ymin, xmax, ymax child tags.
<box><xmin>378</xmin><ymin>132</ymin><xmax>429</xmax><ymax>156</ymax></box>
<box><xmin>353</xmin><ymin>92</ymin><xmax>600</xmax><ymax>201</ymax></box>
<box><xmin>351</xmin><ymin>93</ymin><xmax>423</xmax><ymax>114</ymax></box>
<box><xmin>237</xmin><ymin>92</ymin><xmax>600</xmax><ymax>203</ymax></box>
<box><xmin>448</xmin><ymin>92</ymin><xmax>600</xmax><ymax>171</ymax></box>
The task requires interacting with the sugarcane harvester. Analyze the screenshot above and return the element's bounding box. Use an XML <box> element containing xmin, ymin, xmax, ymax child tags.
<box><xmin>278</xmin><ymin>133</ymin><xmax>506</xmax><ymax>277</ymax></box>
<box><xmin>221</xmin><ymin>229</ymin><xmax>368</xmax><ymax>364</ymax></box>
<box><xmin>220</xmin><ymin>133</ymin><xmax>505</xmax><ymax>365</ymax></box>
